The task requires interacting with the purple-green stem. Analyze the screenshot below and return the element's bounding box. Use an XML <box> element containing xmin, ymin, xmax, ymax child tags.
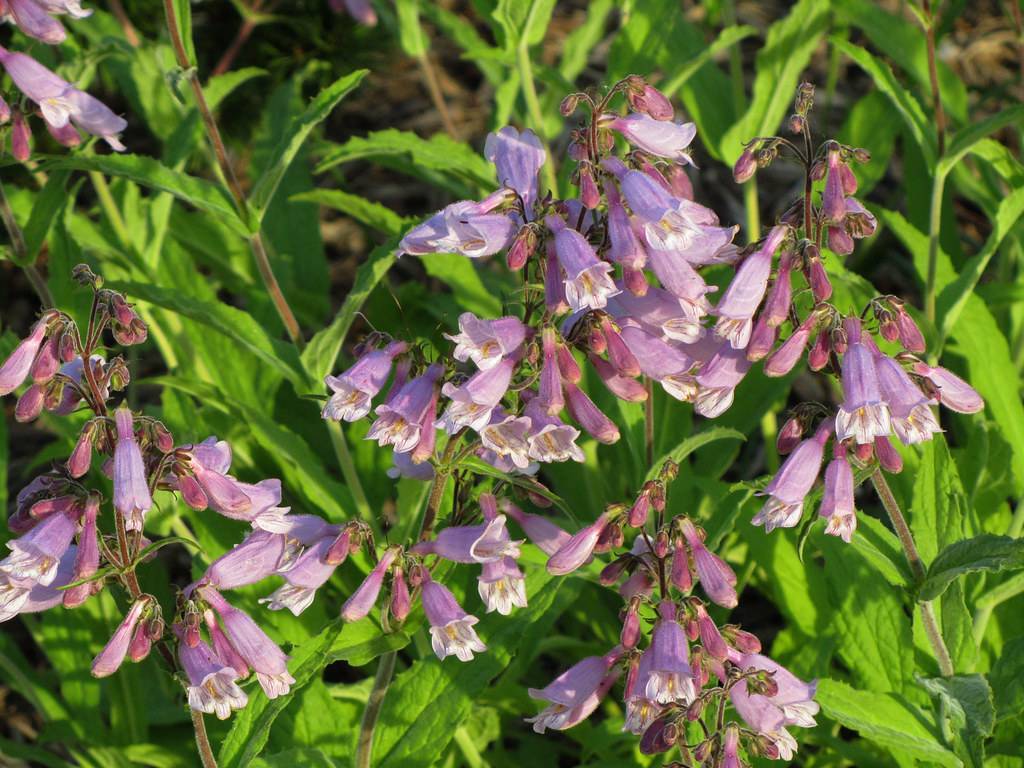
<box><xmin>191</xmin><ymin>708</ymin><xmax>219</xmax><ymax>768</ymax></box>
<box><xmin>0</xmin><ymin>178</ymin><xmax>54</xmax><ymax>309</ymax></box>
<box><xmin>871</xmin><ymin>469</ymin><xmax>955</xmax><ymax>676</ymax></box>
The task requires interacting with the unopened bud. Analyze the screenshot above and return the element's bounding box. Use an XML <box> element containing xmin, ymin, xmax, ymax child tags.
<box><xmin>178</xmin><ymin>474</ymin><xmax>208</xmax><ymax>510</ymax></box>
<box><xmin>733</xmin><ymin>148</ymin><xmax>757</xmax><ymax>183</ymax></box>
<box><xmin>809</xmin><ymin>159</ymin><xmax>826</xmax><ymax>181</ymax></box>
<box><xmin>875</xmin><ymin>435</ymin><xmax>903</xmax><ymax>473</ymax></box>
<box><xmin>507</xmin><ymin>225</ymin><xmax>538</xmax><ymax>270</ymax></box>
<box><xmin>653</xmin><ymin>530</ymin><xmax>670</xmax><ymax>558</ymax></box>
<box><xmin>599</xmin><ymin>556</ymin><xmax>631</xmax><ymax>586</ymax></box>
<box><xmin>777</xmin><ymin>416</ymin><xmax>804</xmax><ymax>454</ymax></box>
<box><xmin>325</xmin><ymin>529</ymin><xmax>352</xmax><ymax>566</ymax></box>
<box><xmin>390</xmin><ymin>567</ymin><xmax>411</xmax><ymax>623</ymax></box>
<box><xmin>854</xmin><ymin>442</ymin><xmax>874</xmax><ymax>463</ymax></box>
<box><xmin>808</xmin><ymin>331</ymin><xmax>830</xmax><ymax>371</ymax></box>
<box><xmin>579</xmin><ymin>164</ymin><xmax>601</xmax><ymax>209</ymax></box>
<box><xmin>620</xmin><ymin>603</ymin><xmax>641</xmax><ymax>649</ymax></box>
<box><xmin>896</xmin><ymin>308</ymin><xmax>926</xmax><ymax>353</ymax></box>
<box><xmin>853</xmin><ymin>147</ymin><xmax>871</xmax><ymax>163</ymax></box>
<box><xmin>560</xmin><ymin>94</ymin><xmax>580</xmax><ymax>116</ymax></box>
<box><xmin>68</xmin><ymin>422</ymin><xmax>96</xmax><ymax>477</ymax></box>
<box><xmin>128</xmin><ymin>621</ymin><xmax>153</xmax><ymax>662</ymax></box>
<box><xmin>11</xmin><ymin>110</ymin><xmax>31</xmax><ymax>162</ymax></box>
<box><xmin>756</xmin><ymin>146</ymin><xmax>776</xmax><ymax>168</ymax></box>
<box><xmin>15</xmin><ymin>385</ymin><xmax>44</xmax><ymax>422</ymax></box>
<box><xmin>788</xmin><ymin>113</ymin><xmax>804</xmax><ymax>133</ymax></box>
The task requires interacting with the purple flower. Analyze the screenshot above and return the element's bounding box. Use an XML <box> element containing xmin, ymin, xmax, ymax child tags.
<box><xmin>608</xmin><ymin>113</ymin><xmax>695</xmax><ymax>161</ymax></box>
<box><xmin>644</xmin><ymin>602</ymin><xmax>696</xmax><ymax>704</ymax></box>
<box><xmin>201</xmin><ymin>587</ymin><xmax>295</xmax><ymax>698</ymax></box>
<box><xmin>1</xmin><ymin>506</ymin><xmax>77</xmax><ymax>585</ymax></box>
<box><xmin>5</xmin><ymin>0</ymin><xmax>67</xmax><ymax>44</ymax></box>
<box><xmin>399</xmin><ymin>193</ymin><xmax>516</xmax><ymax>258</ymax></box>
<box><xmin>340</xmin><ymin>548</ymin><xmax>397</xmax><ymax>621</ymax></box>
<box><xmin>680</xmin><ymin>520</ymin><xmax>737</xmax><ymax>609</ymax></box>
<box><xmin>547</xmin><ymin>512</ymin><xmax>610</xmax><ymax>575</ymax></box>
<box><xmin>523</xmin><ymin>398</ymin><xmax>585</xmax><ymax>463</ymax></box>
<box><xmin>0</xmin><ymin>544</ymin><xmax>75</xmax><ymax>622</ymax></box>
<box><xmin>695</xmin><ymin>342</ymin><xmax>752</xmax><ymax>417</ymax></box>
<box><xmin>764</xmin><ymin>315</ymin><xmax>815</xmax><ymax>377</ymax></box>
<box><xmin>822</xmin><ymin>146</ymin><xmax>846</xmax><ymax>224</ymax></box>
<box><xmin>714</xmin><ymin>225</ymin><xmax>788</xmax><ymax>348</ymax></box>
<box><xmin>729</xmin><ymin>652</ymin><xmax>819</xmax><ymax>761</ymax></box>
<box><xmin>503</xmin><ymin>501</ymin><xmax>572</xmax><ymax>556</ymax></box>
<box><xmin>722</xmin><ymin>725</ymin><xmax>742</xmax><ymax>768</ymax></box>
<box><xmin>820</xmin><ymin>448</ymin><xmax>857</xmax><ymax>543</ymax></box>
<box><xmin>92</xmin><ymin>597</ymin><xmax>149</xmax><ymax>677</ymax></box>
<box><xmin>437</xmin><ymin>357</ymin><xmax>515</xmax><ymax>434</ymax></box>
<box><xmin>0</xmin><ymin>48</ymin><xmax>126</xmax><ymax>149</ymax></box>
<box><xmin>174</xmin><ymin>625</ymin><xmax>248</xmax><ymax>719</ymax></box>
<box><xmin>526</xmin><ymin>648</ymin><xmax>621</xmax><ymax>732</ymax></box>
<box><xmin>112</xmin><ymin>408</ymin><xmax>153</xmax><ymax>531</ymax></box>
<box><xmin>484</xmin><ymin>126</ymin><xmax>546</xmax><ymax>210</ymax></box>
<box><xmin>564</xmin><ymin>379</ymin><xmax>620</xmax><ymax>444</ymax></box>
<box><xmin>537</xmin><ymin>327</ymin><xmax>565</xmax><ymax>414</ymax></box>
<box><xmin>367</xmin><ymin>364</ymin><xmax>443</xmax><ymax>452</ymax></box>
<box><xmin>912</xmin><ymin>362</ymin><xmax>984</xmax><ymax>414</ymax></box>
<box><xmin>876</xmin><ymin>355</ymin><xmax>940</xmax><ymax>444</ymax></box>
<box><xmin>589</xmin><ymin>353</ymin><xmax>648</xmax><ymax>402</ymax></box>
<box><xmin>616</xmin><ymin>324</ymin><xmax>697</xmax><ymax>401</ymax></box>
<box><xmin>323</xmin><ymin>341</ymin><xmax>406</xmax><ymax>421</ymax></box>
<box><xmin>413</xmin><ymin>514</ymin><xmax>521</xmax><ymax>564</ymax></box>
<box><xmin>623</xmin><ymin>652</ymin><xmax>663</xmax><ymax>734</ymax></box>
<box><xmin>605</xmin><ymin>184</ymin><xmax>646</xmax><ymax>271</ymax></box>
<box><xmin>753</xmin><ymin>422</ymin><xmax>830</xmax><ymax>532</ymax></box>
<box><xmin>445</xmin><ymin>313</ymin><xmax>527</xmax><ymax>370</ymax></box>
<box><xmin>261</xmin><ymin>535</ymin><xmax>341</xmax><ymax>616</ymax></box>
<box><xmin>480</xmin><ymin>410</ymin><xmax>533</xmax><ymax>470</ymax></box>
<box><xmin>202</xmin><ymin>530</ymin><xmax>289</xmax><ymax>591</ymax></box>
<box><xmin>546</xmin><ymin>215</ymin><xmax>619</xmax><ymax>311</ymax></box>
<box><xmin>421</xmin><ymin>576</ymin><xmax>487</xmax><ymax>661</ymax></box>
<box><xmin>330</xmin><ymin>0</ymin><xmax>377</xmax><ymax>26</ymax></box>
<box><xmin>63</xmin><ymin>495</ymin><xmax>100</xmax><ymax>608</ymax></box>
<box><xmin>611</xmin><ymin>285</ymin><xmax>708</xmax><ymax>344</ymax></box>
<box><xmin>836</xmin><ymin>320</ymin><xmax>892</xmax><ymax>444</ymax></box>
<box><xmin>478</xmin><ymin>556</ymin><xmax>527</xmax><ymax>615</ymax></box>
<box><xmin>0</xmin><ymin>318</ymin><xmax>48</xmax><ymax>396</ymax></box>
<box><xmin>386</xmin><ymin>450</ymin><xmax>435</xmax><ymax>481</ymax></box>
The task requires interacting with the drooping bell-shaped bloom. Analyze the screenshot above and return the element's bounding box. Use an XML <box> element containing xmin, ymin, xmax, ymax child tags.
<box><xmin>4</xmin><ymin>0</ymin><xmax>67</xmax><ymax>44</ymax></box>
<box><xmin>0</xmin><ymin>544</ymin><xmax>75</xmax><ymax>622</ymax></box>
<box><xmin>623</xmin><ymin>652</ymin><xmax>663</xmax><ymax>734</ymax></box>
<box><xmin>546</xmin><ymin>215</ymin><xmax>619</xmax><ymax>311</ymax></box>
<box><xmin>721</xmin><ymin>724</ymin><xmax>743</xmax><ymax>768</ymax></box>
<box><xmin>1</xmin><ymin>506</ymin><xmax>77</xmax><ymax>586</ymax></box>
<box><xmin>912</xmin><ymin>362</ymin><xmax>984</xmax><ymax>414</ymax></box>
<box><xmin>503</xmin><ymin>501</ymin><xmax>572</xmax><ymax>556</ymax></box>
<box><xmin>764</xmin><ymin>315</ymin><xmax>815</xmax><ymax>377</ymax></box>
<box><xmin>340</xmin><ymin>548</ymin><xmax>397</xmax><ymax>621</ymax></box>
<box><xmin>547</xmin><ymin>512</ymin><xmax>610</xmax><ymax>575</ymax></box>
<box><xmin>589</xmin><ymin>354</ymin><xmax>648</xmax><ymax>402</ymax></box>
<box><xmin>611</xmin><ymin>285</ymin><xmax>708</xmax><ymax>344</ymax></box>
<box><xmin>626</xmin><ymin>81</ymin><xmax>674</xmax><ymax>120</ymax></box>
<box><xmin>445</xmin><ymin>313</ymin><xmax>528</xmax><ymax>371</ymax></box>
<box><xmin>753</xmin><ymin>422</ymin><xmax>830</xmax><ymax>532</ymax></box>
<box><xmin>412</xmin><ymin>514</ymin><xmax>522</xmax><ymax>564</ymax></box>
<box><xmin>820</xmin><ymin>447</ymin><xmax>857</xmax><ymax>543</ymax></box>
<box><xmin>875</xmin><ymin>355</ymin><xmax>940</xmax><ymax>445</ymax></box>
<box><xmin>644</xmin><ymin>602</ymin><xmax>696</xmax><ymax>704</ymax></box>
<box><xmin>0</xmin><ymin>319</ymin><xmax>48</xmax><ymax>396</ymax></box>
<box><xmin>480</xmin><ymin>410</ymin><xmax>533</xmax><ymax>470</ymax></box>
<box><xmin>523</xmin><ymin>398</ymin><xmax>586</xmax><ymax>463</ymax></box>
<box><xmin>323</xmin><ymin>341</ymin><xmax>406</xmax><ymax>422</ymax></box>
<box><xmin>437</xmin><ymin>357</ymin><xmax>515</xmax><ymax>434</ymax></box>
<box><xmin>174</xmin><ymin>625</ymin><xmax>248</xmax><ymax>720</ymax></box>
<box><xmin>680</xmin><ymin>520</ymin><xmax>737</xmax><ymax>608</ymax></box>
<box><xmin>616</xmin><ymin>324</ymin><xmax>697</xmax><ymax>401</ymax></box>
<box><xmin>201</xmin><ymin>587</ymin><xmax>295</xmax><ymax>698</ymax></box>
<box><xmin>180</xmin><ymin>438</ymin><xmax>249</xmax><ymax>516</ymax></box>
<box><xmin>608</xmin><ymin>113</ymin><xmax>695</xmax><ymax>162</ymax></box>
<box><xmin>202</xmin><ymin>530</ymin><xmax>288</xmax><ymax>591</ymax></box>
<box><xmin>835</xmin><ymin>320</ymin><xmax>892</xmax><ymax>444</ymax></box>
<box><xmin>695</xmin><ymin>603</ymin><xmax>730</xmax><ymax>660</ymax></box>
<box><xmin>0</xmin><ymin>48</ymin><xmax>126</xmax><ymax>149</ymax></box>
<box><xmin>729</xmin><ymin>652</ymin><xmax>819</xmax><ymax>761</ymax></box>
<box><xmin>537</xmin><ymin>328</ymin><xmax>565</xmax><ymax>414</ymax></box>
<box><xmin>261</xmin><ymin>534</ymin><xmax>342</xmax><ymax>616</ymax></box>
<box><xmin>63</xmin><ymin>495</ymin><xmax>100</xmax><ymax>608</ymax></box>
<box><xmin>695</xmin><ymin>342</ymin><xmax>752</xmax><ymax>417</ymax></box>
<box><xmin>714</xmin><ymin>226</ymin><xmax>788</xmax><ymax>348</ymax></box>
<box><xmin>421</xmin><ymin>576</ymin><xmax>487</xmax><ymax>662</ymax></box>
<box><xmin>367</xmin><ymin>364</ymin><xmax>443</xmax><ymax>452</ymax></box>
<box><xmin>91</xmin><ymin>597</ymin><xmax>149</xmax><ymax>677</ymax></box>
<box><xmin>112</xmin><ymin>408</ymin><xmax>152</xmax><ymax>531</ymax></box>
<box><xmin>605</xmin><ymin>184</ymin><xmax>646</xmax><ymax>272</ymax></box>
<box><xmin>398</xmin><ymin>192</ymin><xmax>516</xmax><ymax>258</ymax></box>
<box><xmin>484</xmin><ymin>126</ymin><xmax>547</xmax><ymax>210</ymax></box>
<box><xmin>387</xmin><ymin>450</ymin><xmax>435</xmax><ymax>481</ymax></box>
<box><xmin>478</xmin><ymin>556</ymin><xmax>527</xmax><ymax>615</ymax></box>
<box><xmin>822</xmin><ymin>146</ymin><xmax>846</xmax><ymax>224</ymax></box>
<box><xmin>526</xmin><ymin>647</ymin><xmax>622</xmax><ymax>732</ymax></box>
<box><xmin>564</xmin><ymin>379</ymin><xmax>620</xmax><ymax>444</ymax></box>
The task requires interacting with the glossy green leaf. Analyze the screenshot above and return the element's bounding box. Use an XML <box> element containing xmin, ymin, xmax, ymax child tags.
<box><xmin>919</xmin><ymin>535</ymin><xmax>1024</xmax><ymax>602</ymax></box>
<box><xmin>919</xmin><ymin>675</ymin><xmax>994</xmax><ymax>768</ymax></box>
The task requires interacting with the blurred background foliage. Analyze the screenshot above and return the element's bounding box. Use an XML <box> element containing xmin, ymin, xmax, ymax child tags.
<box><xmin>1</xmin><ymin>0</ymin><xmax>1023</xmax><ymax>766</ymax></box>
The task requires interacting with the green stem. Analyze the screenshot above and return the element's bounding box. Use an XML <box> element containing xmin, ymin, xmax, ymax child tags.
<box><xmin>924</xmin><ymin>169</ymin><xmax>947</xmax><ymax>332</ymax></box>
<box><xmin>355</xmin><ymin>648</ymin><xmax>396</xmax><ymax>768</ymax></box>
<box><xmin>0</xmin><ymin>179</ymin><xmax>53</xmax><ymax>308</ymax></box>
<box><xmin>90</xmin><ymin>171</ymin><xmax>132</xmax><ymax>248</ymax></box>
<box><xmin>326</xmin><ymin>420</ymin><xmax>372</xmax><ymax>523</ymax></box>
<box><xmin>516</xmin><ymin>41</ymin><xmax>558</xmax><ymax>197</ymax></box>
<box><xmin>190</xmin><ymin>709</ymin><xmax>219</xmax><ymax>768</ymax></box>
<box><xmin>871</xmin><ymin>470</ymin><xmax>954</xmax><ymax>676</ymax></box>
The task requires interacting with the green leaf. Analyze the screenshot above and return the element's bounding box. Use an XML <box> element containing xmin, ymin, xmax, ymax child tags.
<box><xmin>920</xmin><ymin>535</ymin><xmax>1024</xmax><ymax>602</ymax></box>
<box><xmin>460</xmin><ymin>456</ymin><xmax>573</xmax><ymax>519</ymax></box>
<box><xmin>942</xmin><ymin>581</ymin><xmax>979</xmax><ymax>673</ymax></box>
<box><xmin>834</xmin><ymin>40</ymin><xmax>935</xmax><ymax>168</ymax></box>
<box><xmin>719</xmin><ymin>0</ymin><xmax>831</xmax><ymax>164</ymax></box>
<box><xmin>848</xmin><ymin>514</ymin><xmax>913</xmax><ymax>587</ymax></box>
<box><xmin>205</xmin><ymin>67</ymin><xmax>268</xmax><ymax>110</ymax></box>
<box><xmin>249</xmin><ymin>69</ymin><xmax>369</xmax><ymax>220</ymax></box>
<box><xmin>41</xmin><ymin>154</ymin><xmax>247</xmax><ymax>235</ymax></box>
<box><xmin>644</xmin><ymin>427</ymin><xmax>745</xmax><ymax>482</ymax></box>
<box><xmin>251</xmin><ymin>749</ymin><xmax>339</xmax><ymax>768</ymax></box>
<box><xmin>372</xmin><ymin>568</ymin><xmax>566</xmax><ymax>767</ymax></box>
<box><xmin>491</xmin><ymin>0</ymin><xmax>557</xmax><ymax>50</ymax></box>
<box><xmin>301</xmin><ymin>241</ymin><xmax>398</xmax><ymax>383</ymax></box>
<box><xmin>421</xmin><ymin>253</ymin><xmax>503</xmax><ymax>317</ymax></box>
<box><xmin>219</xmin><ymin>619</ymin><xmax>409</xmax><ymax>768</ymax></box>
<box><xmin>911</xmin><ymin>435</ymin><xmax>968</xmax><ymax>565</ymax></box>
<box><xmin>936</xmin><ymin>186</ymin><xmax>1024</xmax><ymax>343</ymax></box>
<box><xmin>989</xmin><ymin>636</ymin><xmax>1024</xmax><ymax>722</ymax></box>
<box><xmin>939</xmin><ymin>105</ymin><xmax>1024</xmax><ymax>175</ymax></box>
<box><xmin>108</xmin><ymin>280</ymin><xmax>309</xmax><ymax>388</ymax></box>
<box><xmin>290</xmin><ymin>190</ymin><xmax>413</xmax><ymax>236</ymax></box>
<box><xmin>395</xmin><ymin>0</ymin><xmax>428</xmax><ymax>57</ymax></box>
<box><xmin>659</xmin><ymin>25</ymin><xmax>758</xmax><ymax>98</ymax></box>
<box><xmin>316</xmin><ymin>129</ymin><xmax>496</xmax><ymax>193</ymax></box>
<box><xmin>18</xmin><ymin>170</ymin><xmax>71</xmax><ymax>266</ymax></box>
<box><xmin>919</xmin><ymin>675</ymin><xmax>995</xmax><ymax>768</ymax></box>
<box><xmin>816</xmin><ymin>678</ymin><xmax>962</xmax><ymax>766</ymax></box>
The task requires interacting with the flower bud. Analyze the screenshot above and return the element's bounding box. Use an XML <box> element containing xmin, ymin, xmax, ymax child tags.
<box><xmin>507</xmin><ymin>224</ymin><xmax>537</xmax><ymax>271</ymax></box>
<box><xmin>854</xmin><ymin>441</ymin><xmax>874</xmax><ymax>463</ymax></box>
<box><xmin>670</xmin><ymin>539</ymin><xmax>692</xmax><ymax>592</ymax></box>
<box><xmin>390</xmin><ymin>567</ymin><xmax>411</xmax><ymax>623</ymax></box>
<box><xmin>15</xmin><ymin>385</ymin><xmax>44</xmax><ymax>422</ymax></box>
<box><xmin>68</xmin><ymin>422</ymin><xmax>96</xmax><ymax>477</ymax></box>
<box><xmin>153</xmin><ymin>422</ymin><xmax>174</xmax><ymax>453</ymax></box>
<box><xmin>874</xmin><ymin>435</ymin><xmax>903</xmax><ymax>473</ymax></box>
<box><xmin>620</xmin><ymin>602</ymin><xmax>641</xmax><ymax>648</ymax></box>
<box><xmin>895</xmin><ymin>307</ymin><xmax>926</xmax><ymax>353</ymax></box>
<box><xmin>560</xmin><ymin>94</ymin><xmax>580</xmax><ymax>116</ymax></box>
<box><xmin>579</xmin><ymin>164</ymin><xmax>601</xmax><ymax>209</ymax></box>
<box><xmin>653</xmin><ymin>530</ymin><xmax>669</xmax><ymax>558</ymax></box>
<box><xmin>776</xmin><ymin>416</ymin><xmax>803</xmax><ymax>455</ymax></box>
<box><xmin>808</xmin><ymin>330</ymin><xmax>830</xmax><ymax>370</ymax></box>
<box><xmin>128</xmin><ymin>620</ymin><xmax>153</xmax><ymax>662</ymax></box>
<box><xmin>12</xmin><ymin>110</ymin><xmax>31</xmax><ymax>162</ymax></box>
<box><xmin>178</xmin><ymin>474</ymin><xmax>209</xmax><ymax>510</ymax></box>
<box><xmin>59</xmin><ymin>332</ymin><xmax>76</xmax><ymax>363</ymax></box>
<box><xmin>853</xmin><ymin>147</ymin><xmax>871</xmax><ymax>163</ymax></box>
<box><xmin>599</xmin><ymin>556</ymin><xmax>630</xmax><ymax>586</ymax></box>
<box><xmin>788</xmin><ymin>113</ymin><xmax>804</xmax><ymax>133</ymax></box>
<box><xmin>732</xmin><ymin>148</ymin><xmax>757</xmax><ymax>182</ymax></box>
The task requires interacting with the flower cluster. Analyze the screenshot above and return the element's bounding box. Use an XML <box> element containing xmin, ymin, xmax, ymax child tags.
<box><xmin>0</xmin><ymin>266</ymin><xmax>314</xmax><ymax>721</ymax></box>
<box><xmin>0</xmin><ymin>1</ymin><xmax>127</xmax><ymax>159</ymax></box>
